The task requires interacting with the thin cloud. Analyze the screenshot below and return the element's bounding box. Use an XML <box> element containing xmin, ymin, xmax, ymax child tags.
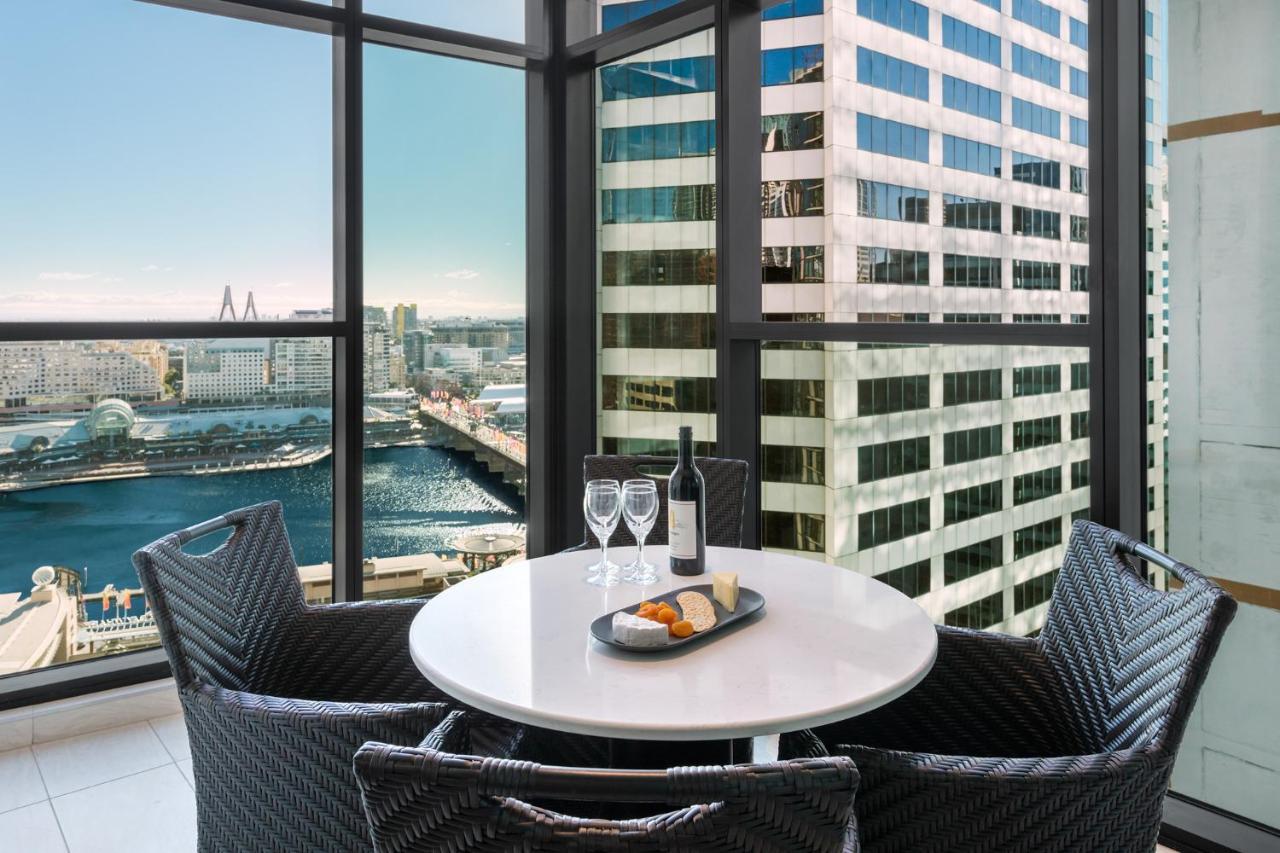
<box><xmin>38</xmin><ymin>271</ymin><xmax>96</xmax><ymax>281</ymax></box>
<box><xmin>442</xmin><ymin>268</ymin><xmax>480</xmax><ymax>280</ymax></box>
<box><xmin>101</xmin><ymin>276</ymin><xmax>125</xmax><ymax>284</ymax></box>
<box><xmin>141</xmin><ymin>264</ymin><xmax>174</xmax><ymax>272</ymax></box>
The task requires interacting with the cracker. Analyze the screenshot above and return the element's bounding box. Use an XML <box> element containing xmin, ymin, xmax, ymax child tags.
<box><xmin>676</xmin><ymin>591</ymin><xmax>717</xmax><ymax>632</ymax></box>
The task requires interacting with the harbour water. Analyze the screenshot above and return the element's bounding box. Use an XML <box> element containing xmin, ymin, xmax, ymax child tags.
<box><xmin>0</xmin><ymin>446</ymin><xmax>524</xmax><ymax>601</ymax></box>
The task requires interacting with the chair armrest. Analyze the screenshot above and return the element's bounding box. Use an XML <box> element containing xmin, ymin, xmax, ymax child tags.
<box><xmin>269</xmin><ymin>599</ymin><xmax>450</xmax><ymax>705</ymax></box>
<box><xmin>808</xmin><ymin>626</ymin><xmax>1088</xmax><ymax>758</ymax></box>
<box><xmin>187</xmin><ymin>683</ymin><xmax>457</xmax><ymax>756</ymax></box>
<box><xmin>839</xmin><ymin>743</ymin><xmax>1165</xmax><ymax>852</ymax></box>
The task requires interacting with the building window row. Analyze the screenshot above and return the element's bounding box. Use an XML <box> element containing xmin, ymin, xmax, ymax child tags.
<box><xmin>942</xmin><ymin>74</ymin><xmax>1001</xmax><ymax>123</ymax></box>
<box><xmin>761</xmin><ymin>444</ymin><xmax>825</xmax><ymax>486</ymax></box>
<box><xmin>857</xmin><ymin>113</ymin><xmax>930</xmax><ymax>163</ymax></box>
<box><xmin>947</xmin><ymin>313</ymin><xmax>1001</xmax><ymax>323</ymax></box>
<box><xmin>945</xmin><ymin>536</ymin><xmax>1004</xmax><ymax>584</ymax></box>
<box><xmin>859</xmin><ymin>436</ymin><xmax>931</xmax><ymax>483</ymax></box>
<box><xmin>1012</xmin><ymin>363</ymin><xmax>1061</xmax><ymax>397</ymax></box>
<box><xmin>857</xmin><ymin>247</ymin><xmax>929</xmax><ymax>286</ymax></box>
<box><xmin>762</xmin><ymin>245</ymin><xmax>824</xmax><ymax>283</ymax></box>
<box><xmin>1070</xmin><ymin>66</ymin><xmax>1089</xmax><ymax>98</ymax></box>
<box><xmin>1013</xmin><ymin>568</ymin><xmax>1060</xmax><ymax>614</ymax></box>
<box><xmin>1070</xmin><ymin>17</ymin><xmax>1088</xmax><ymax>50</ymax></box>
<box><xmin>858</xmin><ymin>0</ymin><xmax>929</xmax><ymax>40</ymax></box>
<box><xmin>944</xmin><ymin>424</ymin><xmax>1003</xmax><ymax>465</ymax></box>
<box><xmin>1070</xmin><ymin>215</ymin><xmax>1089</xmax><ymax>243</ymax></box>
<box><xmin>602</xmin><ymin>249</ymin><xmax>715</xmax><ymax>287</ymax></box>
<box><xmin>1070</xmin><ymin>362</ymin><xmax>1090</xmax><ymax>389</ymax></box>
<box><xmin>601</xmin><ymin>120</ymin><xmax>712</xmax><ymax>162</ymax></box>
<box><xmin>858</xmin><ymin>374</ymin><xmax>930</xmax><ymax>416</ymax></box>
<box><xmin>944</xmin><ymin>195</ymin><xmax>1002</xmax><ymax>232</ymax></box>
<box><xmin>1070</xmin><ymin>165</ymin><xmax>1088</xmax><ymax>194</ymax></box>
<box><xmin>1013</xmin><ymin>465</ymin><xmax>1062</xmax><ymax>505</ymax></box>
<box><xmin>1012</xmin><ymin>0</ymin><xmax>1060</xmax><ymax>37</ymax></box>
<box><xmin>1012</xmin><ymin>204</ymin><xmax>1061</xmax><ymax>239</ymax></box>
<box><xmin>1070</xmin><ymin>410</ymin><xmax>1090</xmax><ymax>440</ymax></box>
<box><xmin>600</xmin><ymin>185</ymin><xmax>715</xmax><ymax>224</ymax></box>
<box><xmin>1014</xmin><ymin>517</ymin><xmax>1063</xmax><ymax>559</ymax></box>
<box><xmin>601</xmin><ymin>313</ymin><xmax>714</xmax><ymax>349</ymax></box>
<box><xmin>1070</xmin><ymin>264</ymin><xmax>1089</xmax><ymax>291</ymax></box>
<box><xmin>943</xmin><ymin>134</ymin><xmax>1002</xmax><ymax>177</ymax></box>
<box><xmin>1013</xmin><ymin>313</ymin><xmax>1062</xmax><ymax>324</ymax></box>
<box><xmin>600</xmin><ymin>375</ymin><xmax>714</xmax><ymax>413</ymax></box>
<box><xmin>857</xmin><ymin>47</ymin><xmax>929</xmax><ymax>101</ymax></box>
<box><xmin>762</xmin><ymin>378</ymin><xmax>825</xmax><ymax>418</ymax></box>
<box><xmin>859</xmin><ymin>497</ymin><xmax>931</xmax><ymax>550</ymax></box>
<box><xmin>1012</xmin><ymin>43</ymin><xmax>1060</xmax><ymax>89</ymax></box>
<box><xmin>857</xmin><ymin>179</ymin><xmax>930</xmax><ymax>223</ymax></box>
<box><xmin>1011</xmin><ymin>151</ymin><xmax>1060</xmax><ymax>188</ymax></box>
<box><xmin>944</xmin><ymin>480</ymin><xmax>1003</xmax><ymax>525</ymax></box>
<box><xmin>762</xmin><ymin>44</ymin><xmax>825</xmax><ymax>87</ymax></box>
<box><xmin>945</xmin><ymin>590</ymin><xmax>1004</xmax><ymax>628</ymax></box>
<box><xmin>1013</xmin><ymin>414</ymin><xmax>1061</xmax><ymax>450</ymax></box>
<box><xmin>762</xmin><ymin>179</ymin><xmax>825</xmax><ymax>218</ymax></box>
<box><xmin>761</xmin><ymin>0</ymin><xmax>824</xmax><ymax>21</ymax></box>
<box><xmin>1012</xmin><ymin>259</ymin><xmax>1061</xmax><ymax>290</ymax></box>
<box><xmin>762</xmin><ymin>112</ymin><xmax>824</xmax><ymax>152</ymax></box>
<box><xmin>943</xmin><ymin>367</ymin><xmax>1002</xmax><ymax>405</ymax></box>
<box><xmin>1071</xmin><ymin>459</ymin><xmax>1090</xmax><ymax>489</ymax></box>
<box><xmin>877</xmin><ymin>559</ymin><xmax>931</xmax><ymax>598</ymax></box>
<box><xmin>943</xmin><ymin>253</ymin><xmax>1001</xmax><ymax>288</ymax></box>
<box><xmin>1012</xmin><ymin>97</ymin><xmax>1061</xmax><ymax>139</ymax></box>
<box><xmin>942</xmin><ymin>15</ymin><xmax>1001</xmax><ymax>67</ymax></box>
<box><xmin>761</xmin><ymin>511</ymin><xmax>825</xmax><ymax>553</ymax></box>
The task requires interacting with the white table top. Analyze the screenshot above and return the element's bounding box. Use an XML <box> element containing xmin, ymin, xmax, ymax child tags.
<box><xmin>409</xmin><ymin>545</ymin><xmax>937</xmax><ymax>741</ymax></box>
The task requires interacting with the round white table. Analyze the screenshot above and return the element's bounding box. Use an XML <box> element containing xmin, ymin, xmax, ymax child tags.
<box><xmin>409</xmin><ymin>545</ymin><xmax>937</xmax><ymax>744</ymax></box>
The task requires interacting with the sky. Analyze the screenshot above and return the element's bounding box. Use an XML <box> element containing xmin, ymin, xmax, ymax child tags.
<box><xmin>0</xmin><ymin>0</ymin><xmax>527</xmax><ymax>322</ymax></box>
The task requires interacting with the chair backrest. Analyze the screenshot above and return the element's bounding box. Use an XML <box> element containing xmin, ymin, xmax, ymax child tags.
<box><xmin>581</xmin><ymin>454</ymin><xmax>749</xmax><ymax>548</ymax></box>
<box><xmin>132</xmin><ymin>501</ymin><xmax>306</xmax><ymax>692</ymax></box>
<box><xmin>1040</xmin><ymin>520</ymin><xmax>1236</xmax><ymax>756</ymax></box>
<box><xmin>354</xmin><ymin>744</ymin><xmax>859</xmax><ymax>853</ymax></box>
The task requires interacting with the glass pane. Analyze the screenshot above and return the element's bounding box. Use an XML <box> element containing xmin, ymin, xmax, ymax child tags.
<box><xmin>362</xmin><ymin>46</ymin><xmax>527</xmax><ymax>597</ymax></box>
<box><xmin>0</xmin><ymin>338</ymin><xmax>333</xmax><ymax>678</ymax></box>
<box><xmin>597</xmin><ymin>30</ymin><xmax>717</xmax><ymax>458</ymax></box>
<box><xmin>761</xmin><ymin>342</ymin><xmax>1090</xmax><ymax>637</ymax></box>
<box><xmin>0</xmin><ymin>1</ymin><xmax>333</xmax><ymax>321</ymax></box>
<box><xmin>1162</xmin><ymin>2</ymin><xmax>1279</xmax><ymax>829</ymax></box>
<box><xmin>759</xmin><ymin>0</ymin><xmax>1089</xmax><ymax>324</ymax></box>
<box><xmin>364</xmin><ymin>0</ymin><xmax>525</xmax><ymax>42</ymax></box>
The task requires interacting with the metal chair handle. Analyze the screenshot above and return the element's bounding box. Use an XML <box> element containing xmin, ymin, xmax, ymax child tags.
<box><xmin>1120</xmin><ymin>538</ymin><xmax>1190</xmax><ymax>583</ymax></box>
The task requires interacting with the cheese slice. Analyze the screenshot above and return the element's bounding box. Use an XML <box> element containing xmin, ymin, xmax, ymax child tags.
<box><xmin>712</xmin><ymin>572</ymin><xmax>739</xmax><ymax>612</ymax></box>
<box><xmin>612</xmin><ymin>611</ymin><xmax>668</xmax><ymax>647</ymax></box>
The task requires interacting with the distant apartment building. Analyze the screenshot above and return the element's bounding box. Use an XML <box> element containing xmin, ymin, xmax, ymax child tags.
<box><xmin>0</xmin><ymin>341</ymin><xmax>163</xmax><ymax>409</ymax></box>
<box><xmin>268</xmin><ymin>337</ymin><xmax>332</xmax><ymax>395</ymax></box>
<box><xmin>429</xmin><ymin>321</ymin><xmax>511</xmax><ymax>353</ymax></box>
<box><xmin>364</xmin><ymin>322</ymin><xmax>393</xmax><ymax>394</ymax></box>
<box><xmin>183</xmin><ymin>339</ymin><xmax>269</xmax><ymax>401</ymax></box>
<box><xmin>596</xmin><ymin>0</ymin><xmax>1166</xmax><ymax>633</ymax></box>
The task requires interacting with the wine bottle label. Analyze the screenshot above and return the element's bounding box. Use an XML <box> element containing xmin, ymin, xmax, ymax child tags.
<box><xmin>668</xmin><ymin>499</ymin><xmax>698</xmax><ymax>559</ymax></box>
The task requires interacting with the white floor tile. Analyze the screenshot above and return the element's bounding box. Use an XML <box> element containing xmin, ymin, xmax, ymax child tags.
<box><xmin>0</xmin><ymin>800</ymin><xmax>68</xmax><ymax>853</ymax></box>
<box><xmin>149</xmin><ymin>714</ymin><xmax>191</xmax><ymax>762</ymax></box>
<box><xmin>54</xmin><ymin>765</ymin><xmax>195</xmax><ymax>853</ymax></box>
<box><xmin>0</xmin><ymin>747</ymin><xmax>48</xmax><ymax>814</ymax></box>
<box><xmin>32</xmin><ymin>722</ymin><xmax>171</xmax><ymax>797</ymax></box>
<box><xmin>175</xmin><ymin>758</ymin><xmax>195</xmax><ymax>790</ymax></box>
<box><xmin>32</xmin><ymin>685</ymin><xmax>181</xmax><ymax>744</ymax></box>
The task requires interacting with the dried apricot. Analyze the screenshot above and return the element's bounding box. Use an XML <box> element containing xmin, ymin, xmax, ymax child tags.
<box><xmin>655</xmin><ymin>608</ymin><xmax>678</xmax><ymax>626</ymax></box>
<box><xmin>636</xmin><ymin>604</ymin><xmax>659</xmax><ymax>620</ymax></box>
<box><xmin>670</xmin><ymin>620</ymin><xmax>694</xmax><ymax>638</ymax></box>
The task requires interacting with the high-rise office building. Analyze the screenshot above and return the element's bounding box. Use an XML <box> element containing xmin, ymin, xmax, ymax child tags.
<box><xmin>596</xmin><ymin>0</ymin><xmax>1165</xmax><ymax>633</ymax></box>
<box><xmin>183</xmin><ymin>339</ymin><xmax>269</xmax><ymax>401</ymax></box>
<box><xmin>392</xmin><ymin>303</ymin><xmax>418</xmax><ymax>339</ymax></box>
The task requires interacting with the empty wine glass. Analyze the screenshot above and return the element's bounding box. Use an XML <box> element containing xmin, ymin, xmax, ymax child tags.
<box><xmin>621</xmin><ymin>479</ymin><xmax>659</xmax><ymax>585</ymax></box>
<box><xmin>583</xmin><ymin>479</ymin><xmax>622</xmax><ymax>587</ymax></box>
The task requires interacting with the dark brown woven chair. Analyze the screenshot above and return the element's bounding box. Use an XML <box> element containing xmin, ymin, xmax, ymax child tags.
<box><xmin>354</xmin><ymin>715</ymin><xmax>862</xmax><ymax>853</ymax></box>
<box><xmin>133</xmin><ymin>501</ymin><xmax>521</xmax><ymax>853</ymax></box>
<box><xmin>571</xmin><ymin>454</ymin><xmax>750</xmax><ymax>550</ymax></box>
<box><xmin>779</xmin><ymin>520</ymin><xmax>1237</xmax><ymax>853</ymax></box>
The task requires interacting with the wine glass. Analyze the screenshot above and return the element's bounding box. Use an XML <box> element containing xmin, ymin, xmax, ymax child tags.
<box><xmin>583</xmin><ymin>479</ymin><xmax>622</xmax><ymax>587</ymax></box>
<box><xmin>621</xmin><ymin>479</ymin><xmax>659</xmax><ymax>585</ymax></box>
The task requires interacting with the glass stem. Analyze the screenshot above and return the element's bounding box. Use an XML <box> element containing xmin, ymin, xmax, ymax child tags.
<box><xmin>600</xmin><ymin>536</ymin><xmax>608</xmax><ymax>571</ymax></box>
<box><xmin>637</xmin><ymin>532</ymin><xmax>646</xmax><ymax>567</ymax></box>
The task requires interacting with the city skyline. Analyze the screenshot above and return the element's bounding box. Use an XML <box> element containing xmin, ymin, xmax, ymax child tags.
<box><xmin>0</xmin><ymin>1</ymin><xmax>527</xmax><ymax>322</ymax></box>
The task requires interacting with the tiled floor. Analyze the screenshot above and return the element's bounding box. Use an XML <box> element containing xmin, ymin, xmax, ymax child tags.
<box><xmin>0</xmin><ymin>716</ymin><xmax>195</xmax><ymax>853</ymax></box>
<box><xmin>0</xmin><ymin>715</ymin><xmax>1183</xmax><ymax>852</ymax></box>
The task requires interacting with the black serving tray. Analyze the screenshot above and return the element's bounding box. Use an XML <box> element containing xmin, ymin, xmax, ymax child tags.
<box><xmin>590</xmin><ymin>584</ymin><xmax>765</xmax><ymax>653</ymax></box>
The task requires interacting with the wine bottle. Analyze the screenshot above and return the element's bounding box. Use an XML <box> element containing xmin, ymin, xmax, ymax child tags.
<box><xmin>668</xmin><ymin>425</ymin><xmax>706</xmax><ymax>576</ymax></box>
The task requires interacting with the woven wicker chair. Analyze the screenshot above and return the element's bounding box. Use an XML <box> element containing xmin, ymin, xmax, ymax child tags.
<box><xmin>572</xmin><ymin>454</ymin><xmax>750</xmax><ymax>550</ymax></box>
<box><xmin>779</xmin><ymin>520</ymin><xmax>1237</xmax><ymax>853</ymax></box>
<box><xmin>354</xmin><ymin>714</ymin><xmax>862</xmax><ymax>852</ymax></box>
<box><xmin>133</xmin><ymin>501</ymin><xmax>520</xmax><ymax>853</ymax></box>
